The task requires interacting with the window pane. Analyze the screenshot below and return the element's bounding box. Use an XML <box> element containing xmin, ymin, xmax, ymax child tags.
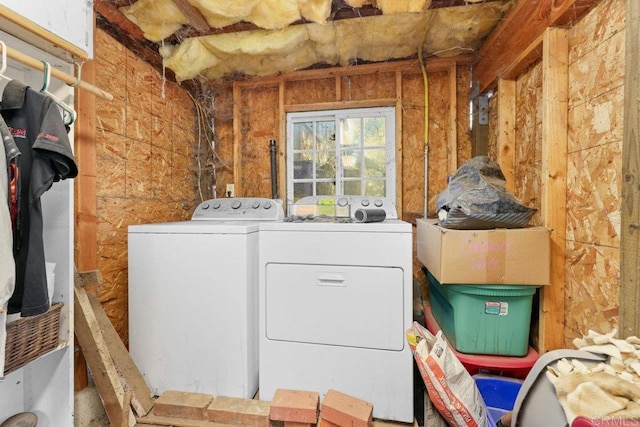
<box><xmin>364</xmin><ymin>117</ymin><xmax>385</xmax><ymax>147</ymax></box>
<box><xmin>365</xmin><ymin>180</ymin><xmax>385</xmax><ymax>197</ymax></box>
<box><xmin>293</xmin><ymin>154</ymin><xmax>313</xmax><ymax>179</ymax></box>
<box><xmin>342</xmin><ymin>149</ymin><xmax>361</xmax><ymax>178</ymax></box>
<box><xmin>364</xmin><ymin>149</ymin><xmax>386</xmax><ymax>178</ymax></box>
<box><xmin>293</xmin><ymin>122</ymin><xmax>313</xmax><ymax>150</ymax></box>
<box><xmin>342</xmin><ymin>118</ymin><xmax>361</xmax><ymax>148</ymax></box>
<box><xmin>287</xmin><ymin>107</ymin><xmax>395</xmax><ymax>204</ymax></box>
<box><xmin>316</xmin><ymin>152</ymin><xmax>336</xmax><ymax>179</ymax></box>
<box><xmin>316</xmin><ymin>121</ymin><xmax>336</xmax><ymax>151</ymax></box>
<box><xmin>343</xmin><ymin>180</ymin><xmax>361</xmax><ymax>196</ymax></box>
<box><xmin>293</xmin><ymin>182</ymin><xmax>313</xmax><ymax>201</ymax></box>
<box><xmin>316</xmin><ymin>181</ymin><xmax>335</xmax><ymax>196</ymax></box>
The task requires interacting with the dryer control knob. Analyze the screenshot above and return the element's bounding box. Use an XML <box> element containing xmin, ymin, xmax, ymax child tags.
<box><xmin>231</xmin><ymin>200</ymin><xmax>242</xmax><ymax>209</ymax></box>
<box><xmin>361</xmin><ymin>199</ymin><xmax>370</xmax><ymax>207</ymax></box>
<box><xmin>252</xmin><ymin>201</ymin><xmax>261</xmax><ymax>209</ymax></box>
<box><xmin>201</xmin><ymin>202</ymin><xmax>210</xmax><ymax>210</ymax></box>
<box><xmin>263</xmin><ymin>201</ymin><xmax>272</xmax><ymax>209</ymax></box>
<box><xmin>337</xmin><ymin>197</ymin><xmax>348</xmax><ymax>207</ymax></box>
<box><xmin>374</xmin><ymin>199</ymin><xmax>383</xmax><ymax>207</ymax></box>
<box><xmin>211</xmin><ymin>201</ymin><xmax>221</xmax><ymax>209</ymax></box>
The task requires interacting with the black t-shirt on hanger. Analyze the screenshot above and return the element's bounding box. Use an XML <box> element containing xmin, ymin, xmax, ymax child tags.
<box><xmin>1</xmin><ymin>79</ymin><xmax>77</xmax><ymax>317</ymax></box>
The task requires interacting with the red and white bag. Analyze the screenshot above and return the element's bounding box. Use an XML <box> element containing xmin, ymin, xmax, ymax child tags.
<box><xmin>407</xmin><ymin>321</ymin><xmax>489</xmax><ymax>427</ymax></box>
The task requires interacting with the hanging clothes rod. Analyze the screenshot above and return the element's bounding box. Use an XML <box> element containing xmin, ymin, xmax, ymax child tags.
<box><xmin>0</xmin><ymin>43</ymin><xmax>113</xmax><ymax>101</ymax></box>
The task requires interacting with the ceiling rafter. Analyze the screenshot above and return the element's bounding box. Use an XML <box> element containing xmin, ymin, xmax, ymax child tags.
<box><xmin>94</xmin><ymin>0</ymin><xmax>504</xmax><ymax>86</ymax></box>
<box><xmin>474</xmin><ymin>0</ymin><xmax>602</xmax><ymax>93</ymax></box>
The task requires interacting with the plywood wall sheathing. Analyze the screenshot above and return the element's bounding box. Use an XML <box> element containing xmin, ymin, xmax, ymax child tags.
<box><xmin>496</xmin><ymin>79</ymin><xmax>516</xmax><ymax>192</ymax></box>
<box><xmin>487</xmin><ymin>0</ymin><xmax>626</xmax><ymax>348</ymax></box>
<box><xmin>565</xmin><ymin>0</ymin><xmax>625</xmax><ymax>342</ymax></box>
<box><xmin>93</xmin><ymin>29</ymin><xmax>198</xmax><ymax>343</ymax></box>
<box><xmin>514</xmin><ymin>63</ymin><xmax>543</xmax><ymax>226</ymax></box>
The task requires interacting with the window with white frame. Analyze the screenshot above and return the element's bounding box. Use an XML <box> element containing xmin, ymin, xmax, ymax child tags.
<box><xmin>286</xmin><ymin>107</ymin><xmax>396</xmax><ymax>207</ymax></box>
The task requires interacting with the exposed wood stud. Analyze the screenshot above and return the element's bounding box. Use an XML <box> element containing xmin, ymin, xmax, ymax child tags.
<box><xmin>620</xmin><ymin>0</ymin><xmax>640</xmax><ymax>337</ymax></box>
<box><xmin>285</xmin><ymin>98</ymin><xmax>397</xmax><ymax>113</ymax></box>
<box><xmin>232</xmin><ymin>82</ymin><xmax>242</xmax><ymax>197</ymax></box>
<box><xmin>540</xmin><ymin>27</ymin><xmax>569</xmax><ymax>353</ymax></box>
<box><xmin>396</xmin><ymin>69</ymin><xmax>404</xmax><ymax>218</ymax></box>
<box><xmin>74</xmin><ymin>59</ymin><xmax>97</xmax><ymax>393</ymax></box>
<box><xmin>278</xmin><ymin>76</ymin><xmax>287</xmax><ymax>203</ymax></box>
<box><xmin>447</xmin><ymin>64</ymin><xmax>458</xmax><ymax>175</ymax></box>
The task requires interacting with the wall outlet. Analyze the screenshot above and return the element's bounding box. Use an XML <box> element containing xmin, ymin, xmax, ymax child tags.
<box><xmin>226</xmin><ymin>183</ymin><xmax>235</xmax><ymax>198</ymax></box>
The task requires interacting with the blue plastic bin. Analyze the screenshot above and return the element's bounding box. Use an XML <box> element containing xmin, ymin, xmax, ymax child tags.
<box><xmin>474</xmin><ymin>374</ymin><xmax>523</xmax><ymax>426</ymax></box>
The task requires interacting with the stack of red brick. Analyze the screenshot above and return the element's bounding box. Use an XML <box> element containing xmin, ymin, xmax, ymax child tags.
<box><xmin>271</xmin><ymin>388</ymin><xmax>372</xmax><ymax>427</ymax></box>
<box><xmin>145</xmin><ymin>387</ymin><xmax>375</xmax><ymax>426</ymax></box>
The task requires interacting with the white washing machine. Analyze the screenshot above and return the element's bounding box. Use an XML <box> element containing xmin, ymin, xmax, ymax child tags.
<box><xmin>128</xmin><ymin>197</ymin><xmax>283</xmax><ymax>398</ymax></box>
<box><xmin>258</xmin><ymin>196</ymin><xmax>413</xmax><ymax>422</ymax></box>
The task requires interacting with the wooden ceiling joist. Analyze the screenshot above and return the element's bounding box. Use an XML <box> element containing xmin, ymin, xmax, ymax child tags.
<box><xmin>474</xmin><ymin>0</ymin><xmax>601</xmax><ymax>93</ymax></box>
<box><xmin>170</xmin><ymin>0</ymin><xmax>209</xmax><ymax>32</ymax></box>
<box><xmin>94</xmin><ymin>0</ymin><xmax>200</xmax><ymax>93</ymax></box>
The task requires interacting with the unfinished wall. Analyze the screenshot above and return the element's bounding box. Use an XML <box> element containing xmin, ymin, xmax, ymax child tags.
<box><xmin>209</xmin><ymin>61</ymin><xmax>472</xmax><ymax>287</ymax></box>
<box><xmin>564</xmin><ymin>0</ymin><xmax>624</xmax><ymax>342</ymax></box>
<box><xmin>514</xmin><ymin>63</ymin><xmax>543</xmax><ymax>227</ymax></box>
<box><xmin>486</xmin><ymin>0</ymin><xmax>624</xmax><ymax>347</ymax></box>
<box><xmin>92</xmin><ymin>28</ymin><xmax>198</xmax><ymax>341</ymax></box>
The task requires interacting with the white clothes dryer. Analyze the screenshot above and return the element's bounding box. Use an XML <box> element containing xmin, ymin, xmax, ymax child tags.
<box><xmin>128</xmin><ymin>198</ymin><xmax>283</xmax><ymax>398</ymax></box>
<box><xmin>258</xmin><ymin>196</ymin><xmax>413</xmax><ymax>422</ymax></box>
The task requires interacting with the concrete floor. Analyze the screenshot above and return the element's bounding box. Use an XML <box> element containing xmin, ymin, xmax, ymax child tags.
<box><xmin>74</xmin><ymin>385</ymin><xmax>109</xmax><ymax>427</ymax></box>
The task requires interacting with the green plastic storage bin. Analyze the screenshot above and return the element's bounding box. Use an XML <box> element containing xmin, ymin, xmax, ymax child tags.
<box><xmin>427</xmin><ymin>271</ymin><xmax>538</xmax><ymax>356</ymax></box>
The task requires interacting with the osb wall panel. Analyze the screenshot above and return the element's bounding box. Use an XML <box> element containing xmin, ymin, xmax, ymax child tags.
<box><xmin>239</xmin><ymin>86</ymin><xmax>280</xmax><ymax>197</ymax></box>
<box><xmin>514</xmin><ymin>62</ymin><xmax>543</xmax><ymax>227</ymax></box>
<box><xmin>340</xmin><ymin>72</ymin><xmax>397</xmax><ymax>101</ymax></box>
<box><xmin>212</xmin><ymin>88</ymin><xmax>235</xmax><ymax>198</ymax></box>
<box><xmin>286</xmin><ymin>78</ymin><xmax>336</xmax><ymax>104</ymax></box>
<box><xmin>487</xmin><ymin>0</ymin><xmax>624</xmax><ymax>347</ymax></box>
<box><xmin>564</xmin><ymin>0</ymin><xmax>624</xmax><ymax>343</ymax></box>
<box><xmin>405</xmin><ymin>71</ymin><xmax>452</xmax><ymax>217</ymax></box>
<box><xmin>94</xmin><ymin>29</ymin><xmax>197</xmax><ymax>341</ymax></box>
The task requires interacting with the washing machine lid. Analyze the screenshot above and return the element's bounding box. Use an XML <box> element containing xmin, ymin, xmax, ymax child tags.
<box><xmin>128</xmin><ymin>220</ymin><xmax>261</xmax><ymax>234</ymax></box>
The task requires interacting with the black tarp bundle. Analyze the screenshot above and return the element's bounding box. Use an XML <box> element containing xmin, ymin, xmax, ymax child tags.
<box><xmin>436</xmin><ymin>156</ymin><xmax>536</xmax><ymax>229</ymax></box>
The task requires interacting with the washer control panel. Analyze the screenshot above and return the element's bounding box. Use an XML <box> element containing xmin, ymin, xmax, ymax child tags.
<box><xmin>192</xmin><ymin>198</ymin><xmax>284</xmax><ymax>220</ymax></box>
<box><xmin>292</xmin><ymin>196</ymin><xmax>398</xmax><ymax>220</ymax></box>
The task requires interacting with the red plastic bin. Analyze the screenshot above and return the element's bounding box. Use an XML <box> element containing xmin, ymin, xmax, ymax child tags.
<box><xmin>424</xmin><ymin>304</ymin><xmax>538</xmax><ymax>379</ymax></box>
<box><xmin>572</xmin><ymin>416</ymin><xmax>640</xmax><ymax>426</ymax></box>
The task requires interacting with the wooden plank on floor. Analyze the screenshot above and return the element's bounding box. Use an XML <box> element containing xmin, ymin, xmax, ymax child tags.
<box><xmin>87</xmin><ymin>290</ymin><xmax>155</xmax><ymax>416</ymax></box>
<box><xmin>74</xmin><ymin>283</ymin><xmax>136</xmax><ymax>427</ymax></box>
<box><xmin>136</xmin><ymin>413</ymin><xmax>229</xmax><ymax>427</ymax></box>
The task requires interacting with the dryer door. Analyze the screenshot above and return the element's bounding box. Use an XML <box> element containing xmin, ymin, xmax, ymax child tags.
<box><xmin>264</xmin><ymin>263</ymin><xmax>405</xmax><ymax>351</ymax></box>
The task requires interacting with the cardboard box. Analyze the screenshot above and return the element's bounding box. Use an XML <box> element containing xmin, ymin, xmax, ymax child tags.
<box><xmin>417</xmin><ymin>218</ymin><xmax>550</xmax><ymax>285</ymax></box>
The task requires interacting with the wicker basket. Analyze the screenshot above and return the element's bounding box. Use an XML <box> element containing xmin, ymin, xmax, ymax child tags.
<box><xmin>4</xmin><ymin>302</ymin><xmax>63</xmax><ymax>375</ymax></box>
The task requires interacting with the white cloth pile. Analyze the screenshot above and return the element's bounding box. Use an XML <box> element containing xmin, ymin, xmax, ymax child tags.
<box><xmin>546</xmin><ymin>329</ymin><xmax>640</xmax><ymax>423</ymax></box>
